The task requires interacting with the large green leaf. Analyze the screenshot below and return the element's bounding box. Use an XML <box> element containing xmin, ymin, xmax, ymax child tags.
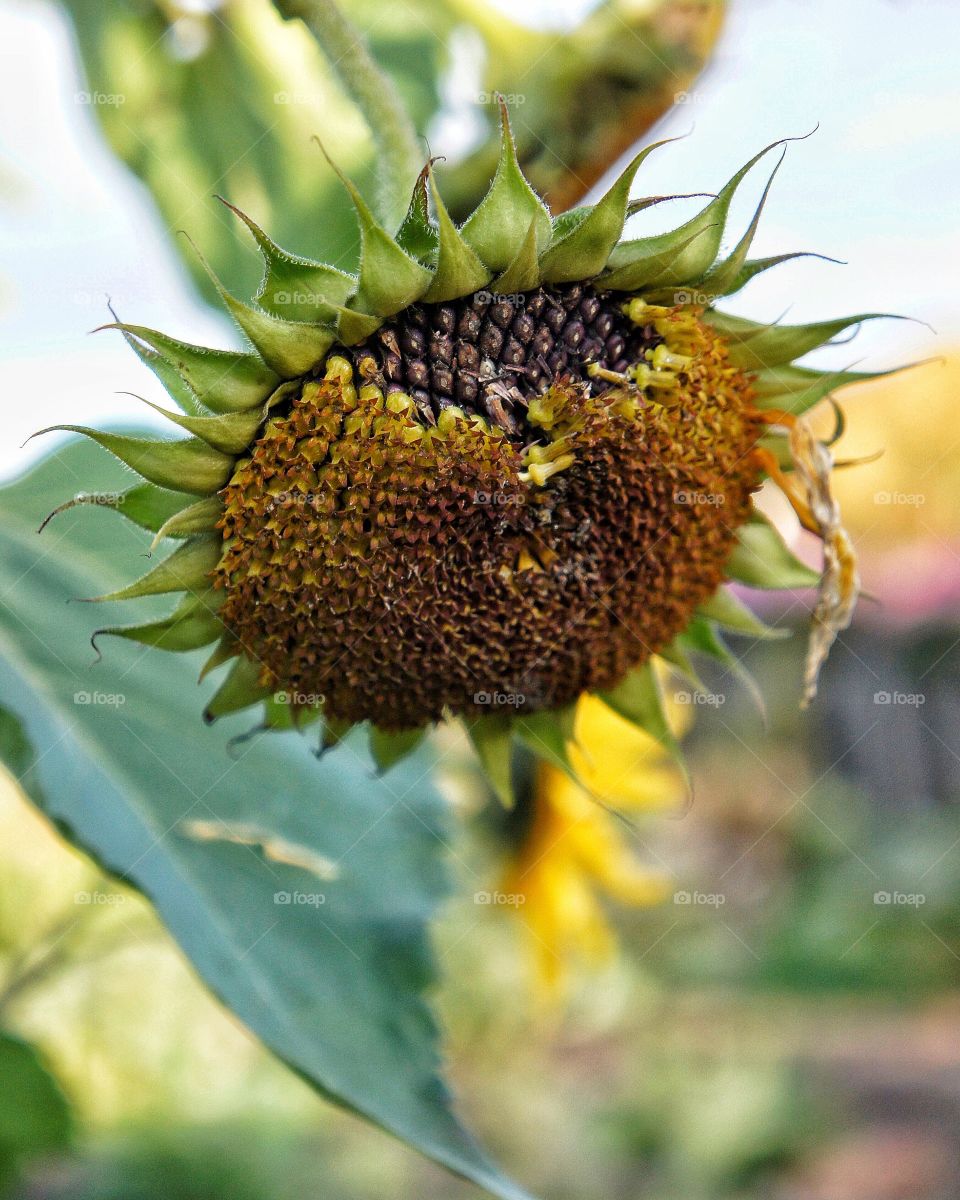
<box><xmin>0</xmin><ymin>439</ymin><xmax>533</xmax><ymax>1200</ymax></box>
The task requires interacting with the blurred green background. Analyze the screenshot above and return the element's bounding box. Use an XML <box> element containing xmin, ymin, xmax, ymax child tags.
<box><xmin>2</xmin><ymin>1</ymin><xmax>960</xmax><ymax>1198</ymax></box>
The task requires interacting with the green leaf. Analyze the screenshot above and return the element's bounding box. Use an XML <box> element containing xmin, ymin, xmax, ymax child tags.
<box><xmin>726</xmin><ymin>512</ymin><xmax>820</xmax><ymax>589</ymax></box>
<box><xmin>0</xmin><ymin>438</ymin><xmax>536</xmax><ymax>1200</ymax></box>
<box><xmin>0</xmin><ymin>1031</ymin><xmax>73</xmax><ymax>1192</ymax></box>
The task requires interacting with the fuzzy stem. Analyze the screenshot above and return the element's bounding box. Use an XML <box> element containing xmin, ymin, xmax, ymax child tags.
<box><xmin>272</xmin><ymin>0</ymin><xmax>421</xmax><ymax>230</ymax></box>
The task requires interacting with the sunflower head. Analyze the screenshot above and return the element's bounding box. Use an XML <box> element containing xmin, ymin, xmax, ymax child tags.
<box><xmin>37</xmin><ymin>100</ymin><xmax>897</xmax><ymax>788</ymax></box>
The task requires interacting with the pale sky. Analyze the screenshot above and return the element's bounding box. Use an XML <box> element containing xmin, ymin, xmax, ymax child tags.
<box><xmin>1</xmin><ymin>0</ymin><xmax>958</xmax><ymax>480</ymax></box>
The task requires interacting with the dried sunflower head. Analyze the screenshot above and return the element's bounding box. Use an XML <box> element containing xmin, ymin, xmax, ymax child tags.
<box><xmin>38</xmin><ymin>102</ymin><xmax>897</xmax><ymax>788</ymax></box>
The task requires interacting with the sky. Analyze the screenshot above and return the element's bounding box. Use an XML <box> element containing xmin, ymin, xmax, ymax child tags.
<box><xmin>1</xmin><ymin>0</ymin><xmax>958</xmax><ymax>480</ymax></box>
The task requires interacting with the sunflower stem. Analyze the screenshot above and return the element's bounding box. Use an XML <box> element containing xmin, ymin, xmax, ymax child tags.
<box><xmin>271</xmin><ymin>0</ymin><xmax>421</xmax><ymax>231</ymax></box>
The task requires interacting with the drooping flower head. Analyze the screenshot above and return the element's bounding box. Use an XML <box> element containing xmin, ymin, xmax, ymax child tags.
<box><xmin>38</xmin><ymin>102</ymin><xmax>897</xmax><ymax>788</ymax></box>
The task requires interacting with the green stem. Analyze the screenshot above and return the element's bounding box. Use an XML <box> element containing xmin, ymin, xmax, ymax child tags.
<box><xmin>272</xmin><ymin>0</ymin><xmax>421</xmax><ymax>230</ymax></box>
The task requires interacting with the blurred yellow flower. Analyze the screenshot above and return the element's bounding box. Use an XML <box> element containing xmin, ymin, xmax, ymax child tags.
<box><xmin>502</xmin><ymin>694</ymin><xmax>685</xmax><ymax>995</ymax></box>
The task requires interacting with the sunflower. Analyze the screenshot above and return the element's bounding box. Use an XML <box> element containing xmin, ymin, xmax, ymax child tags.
<box><xmin>36</xmin><ymin>100</ymin><xmax>897</xmax><ymax>791</ymax></box>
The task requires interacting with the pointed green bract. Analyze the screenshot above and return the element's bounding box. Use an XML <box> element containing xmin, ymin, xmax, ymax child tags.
<box><xmin>727</xmin><ymin>512</ymin><xmax>820</xmax><ymax>589</ymax></box>
<box><xmin>656</xmin><ymin>641</ymin><xmax>707</xmax><ymax>694</ymax></box>
<box><xmin>151</xmin><ymin>495</ymin><xmax>224</xmax><ymax>550</ymax></box>
<box><xmin>601</xmin><ymin>225</ymin><xmax>719</xmax><ymax>291</ymax></box>
<box><xmin>322</xmin><ymin>145</ymin><xmax>433</xmax><ymax>317</ymax></box>
<box><xmin>93</xmin><ymin>592</ymin><xmax>224</xmax><ymax>654</ymax></box>
<box><xmin>706</xmin><ymin>311</ymin><xmax>900</xmax><ymax>371</ymax></box>
<box><xmin>136</xmin><ymin>397</ymin><xmax>265</xmax><ymax>456</ymax></box>
<box><xmin>466</xmin><ymin>715</ymin><xmax>515</xmax><ymax>808</ymax></box>
<box><xmin>33</xmin><ymin>427</ymin><xmax>233</xmax><ymax>496</ymax></box>
<box><xmin>692</xmin><ymin>149</ymin><xmax>786</xmax><ymax>299</ymax></box>
<box><xmin>461</xmin><ymin>101</ymin><xmax>551</xmax><ymax>273</ymax></box>
<box><xmin>422</xmin><ymin>172</ymin><xmax>492</xmax><ymax>302</ymax></box>
<box><xmin>191</xmin><ymin>242</ymin><xmax>336</xmax><ymax>378</ymax></box>
<box><xmin>750</xmin><ymin>362</ymin><xmax>900</xmax><ymax>414</ymax></box>
<box><xmin>369</xmin><ymin>725</ymin><xmax>427</xmax><ymax>773</ymax></box>
<box><xmin>102</xmin><ymin>324</ymin><xmax>280</xmax><ymax>414</ymax></box>
<box><xmin>90</xmin><ymin>535</ymin><xmax>221</xmax><ymax>603</ymax></box>
<box><xmin>515</xmin><ymin>707</ymin><xmax>578</xmax><ymax>781</ymax></box>
<box><xmin>335</xmin><ymin>306</ymin><xmax>386</xmax><ymax>345</ymax></box>
<box><xmin>538</xmin><ymin>140</ymin><xmax>670</xmax><ymax>283</ymax></box>
<box><xmin>675</xmin><ymin>616</ymin><xmax>766</xmax><ymax>719</ymax></box>
<box><xmin>219</xmin><ymin>197</ymin><xmax>357</xmax><ymax>322</ymax></box>
<box><xmin>600</xmin><ymin>663</ymin><xmax>687</xmax><ymax>789</ymax></box>
<box><xmin>491</xmin><ymin>216</ymin><xmax>542</xmax><ymax>294</ymax></box>
<box><xmin>111</xmin><ymin>317</ymin><xmax>204</xmax><ymax>417</ymax></box>
<box><xmin>39</xmin><ymin>483</ymin><xmax>190</xmax><ymax>536</ymax></box>
<box><xmin>605</xmin><ymin>138</ymin><xmax>791</xmax><ymax>293</ymax></box>
<box><xmin>716</xmin><ymin>251</ymin><xmax>840</xmax><ymax>300</ymax></box>
<box><xmin>698</xmin><ymin>586</ymin><xmax>787</xmax><ymax>639</ymax></box>
<box><xmin>203</xmin><ymin>654</ymin><xmax>272</xmax><ymax>723</ymax></box>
